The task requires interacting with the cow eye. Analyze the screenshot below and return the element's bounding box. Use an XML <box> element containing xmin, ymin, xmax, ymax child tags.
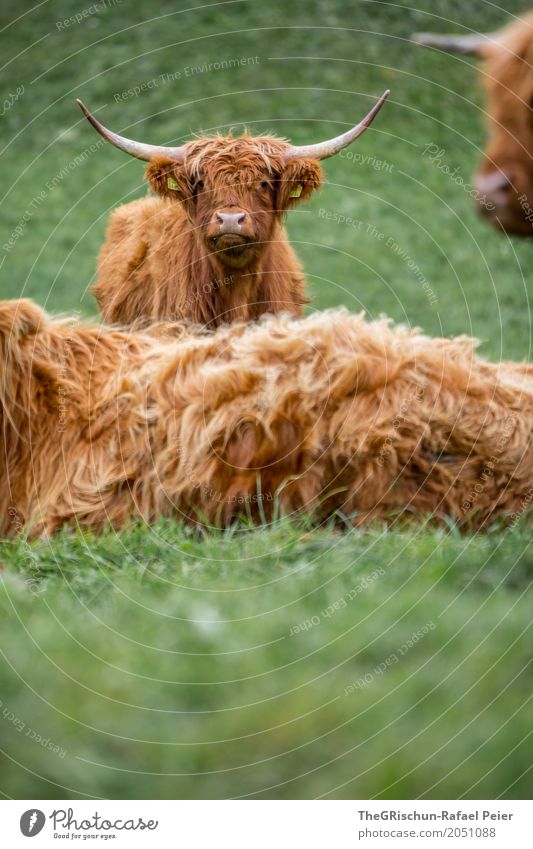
<box><xmin>195</xmin><ymin>179</ymin><xmax>205</xmax><ymax>191</ymax></box>
<box><xmin>259</xmin><ymin>180</ymin><xmax>269</xmax><ymax>189</ymax></box>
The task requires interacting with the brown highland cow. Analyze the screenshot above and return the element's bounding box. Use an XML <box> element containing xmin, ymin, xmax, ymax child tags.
<box><xmin>77</xmin><ymin>92</ymin><xmax>389</xmax><ymax>327</ymax></box>
<box><xmin>412</xmin><ymin>12</ymin><xmax>533</xmax><ymax>235</ymax></box>
<box><xmin>1</xmin><ymin>298</ymin><xmax>531</xmax><ymax>537</ymax></box>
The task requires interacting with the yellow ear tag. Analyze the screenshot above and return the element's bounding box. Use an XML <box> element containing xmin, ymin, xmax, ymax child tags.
<box><xmin>289</xmin><ymin>184</ymin><xmax>303</xmax><ymax>199</ymax></box>
<box><xmin>167</xmin><ymin>176</ymin><xmax>180</xmax><ymax>191</ymax></box>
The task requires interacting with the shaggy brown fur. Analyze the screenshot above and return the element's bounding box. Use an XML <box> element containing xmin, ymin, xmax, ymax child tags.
<box><xmin>93</xmin><ymin>134</ymin><xmax>323</xmax><ymax>327</ymax></box>
<box><xmin>478</xmin><ymin>13</ymin><xmax>533</xmax><ymax>234</ymax></box>
<box><xmin>1</xmin><ymin>298</ymin><xmax>532</xmax><ymax>537</ymax></box>
<box><xmin>414</xmin><ymin>13</ymin><xmax>533</xmax><ymax>235</ymax></box>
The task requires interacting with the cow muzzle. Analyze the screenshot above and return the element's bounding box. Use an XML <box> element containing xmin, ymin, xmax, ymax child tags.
<box><xmin>207</xmin><ymin>208</ymin><xmax>255</xmax><ymax>255</ymax></box>
<box><xmin>216</xmin><ymin>210</ymin><xmax>248</xmax><ymax>233</ymax></box>
<box><xmin>474</xmin><ymin>168</ymin><xmax>533</xmax><ymax>235</ymax></box>
<box><xmin>474</xmin><ymin>170</ymin><xmax>513</xmax><ymax>209</ymax></box>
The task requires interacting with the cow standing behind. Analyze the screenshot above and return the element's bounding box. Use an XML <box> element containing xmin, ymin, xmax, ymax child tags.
<box><xmin>77</xmin><ymin>92</ymin><xmax>389</xmax><ymax>327</ymax></box>
<box><xmin>412</xmin><ymin>13</ymin><xmax>533</xmax><ymax>235</ymax></box>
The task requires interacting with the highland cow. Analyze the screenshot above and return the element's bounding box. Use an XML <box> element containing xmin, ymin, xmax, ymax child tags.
<box><xmin>77</xmin><ymin>92</ymin><xmax>389</xmax><ymax>327</ymax></box>
<box><xmin>412</xmin><ymin>13</ymin><xmax>533</xmax><ymax>235</ymax></box>
<box><xmin>1</xmin><ymin>298</ymin><xmax>531</xmax><ymax>537</ymax></box>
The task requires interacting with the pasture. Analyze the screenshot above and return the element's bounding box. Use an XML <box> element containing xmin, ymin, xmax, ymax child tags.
<box><xmin>0</xmin><ymin>0</ymin><xmax>532</xmax><ymax>799</ymax></box>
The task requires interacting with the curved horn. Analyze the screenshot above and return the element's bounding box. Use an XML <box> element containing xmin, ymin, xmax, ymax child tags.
<box><xmin>410</xmin><ymin>31</ymin><xmax>499</xmax><ymax>57</ymax></box>
<box><xmin>76</xmin><ymin>99</ymin><xmax>186</xmax><ymax>162</ymax></box>
<box><xmin>284</xmin><ymin>89</ymin><xmax>390</xmax><ymax>161</ymax></box>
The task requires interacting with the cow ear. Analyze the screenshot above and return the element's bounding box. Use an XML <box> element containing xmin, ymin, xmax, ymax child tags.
<box><xmin>277</xmin><ymin>158</ymin><xmax>323</xmax><ymax>211</ymax></box>
<box><xmin>145</xmin><ymin>157</ymin><xmax>191</xmax><ymax>200</ymax></box>
<box><xmin>0</xmin><ymin>299</ymin><xmax>48</xmax><ymax>413</ymax></box>
<box><xmin>0</xmin><ymin>298</ymin><xmax>44</xmax><ymax>344</ymax></box>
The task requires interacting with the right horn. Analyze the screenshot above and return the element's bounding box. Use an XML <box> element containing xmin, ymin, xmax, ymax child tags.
<box><xmin>410</xmin><ymin>31</ymin><xmax>499</xmax><ymax>57</ymax></box>
<box><xmin>284</xmin><ymin>90</ymin><xmax>390</xmax><ymax>161</ymax></box>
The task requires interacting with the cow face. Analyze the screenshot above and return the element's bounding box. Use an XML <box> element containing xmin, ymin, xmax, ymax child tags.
<box><xmin>77</xmin><ymin>90</ymin><xmax>389</xmax><ymax>257</ymax></box>
<box><xmin>146</xmin><ymin>137</ymin><xmax>323</xmax><ymax>268</ymax></box>
<box><xmin>413</xmin><ymin>14</ymin><xmax>533</xmax><ymax>236</ymax></box>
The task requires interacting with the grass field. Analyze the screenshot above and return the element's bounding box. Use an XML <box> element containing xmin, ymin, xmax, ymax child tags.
<box><xmin>0</xmin><ymin>0</ymin><xmax>532</xmax><ymax>799</ymax></box>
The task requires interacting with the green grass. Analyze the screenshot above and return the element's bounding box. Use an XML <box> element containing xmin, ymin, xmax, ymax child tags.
<box><xmin>1</xmin><ymin>519</ymin><xmax>532</xmax><ymax>799</ymax></box>
<box><xmin>0</xmin><ymin>0</ymin><xmax>532</xmax><ymax>799</ymax></box>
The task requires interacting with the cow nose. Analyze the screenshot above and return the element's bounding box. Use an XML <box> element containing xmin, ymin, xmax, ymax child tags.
<box><xmin>474</xmin><ymin>171</ymin><xmax>513</xmax><ymax>206</ymax></box>
<box><xmin>215</xmin><ymin>211</ymin><xmax>247</xmax><ymax>232</ymax></box>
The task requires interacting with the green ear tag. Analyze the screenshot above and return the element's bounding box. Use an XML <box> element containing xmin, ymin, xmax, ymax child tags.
<box><xmin>167</xmin><ymin>176</ymin><xmax>180</xmax><ymax>191</ymax></box>
<box><xmin>289</xmin><ymin>184</ymin><xmax>303</xmax><ymax>198</ymax></box>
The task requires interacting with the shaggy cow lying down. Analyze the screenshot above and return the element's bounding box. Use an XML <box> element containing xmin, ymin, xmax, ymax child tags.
<box><xmin>1</xmin><ymin>298</ymin><xmax>532</xmax><ymax>537</ymax></box>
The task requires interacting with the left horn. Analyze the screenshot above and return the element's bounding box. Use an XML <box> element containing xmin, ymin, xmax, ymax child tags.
<box><xmin>284</xmin><ymin>89</ymin><xmax>390</xmax><ymax>161</ymax></box>
<box><xmin>76</xmin><ymin>99</ymin><xmax>186</xmax><ymax>162</ymax></box>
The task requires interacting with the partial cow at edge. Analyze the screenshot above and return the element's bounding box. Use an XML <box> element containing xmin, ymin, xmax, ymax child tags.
<box><xmin>412</xmin><ymin>12</ymin><xmax>533</xmax><ymax>235</ymax></box>
<box><xmin>78</xmin><ymin>92</ymin><xmax>389</xmax><ymax>327</ymax></box>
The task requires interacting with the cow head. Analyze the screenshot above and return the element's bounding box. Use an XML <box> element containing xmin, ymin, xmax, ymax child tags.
<box><xmin>144</xmin><ymin>136</ymin><xmax>324</xmax><ymax>270</ymax></box>
<box><xmin>77</xmin><ymin>92</ymin><xmax>389</xmax><ymax>268</ymax></box>
<box><xmin>412</xmin><ymin>14</ymin><xmax>533</xmax><ymax>236</ymax></box>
